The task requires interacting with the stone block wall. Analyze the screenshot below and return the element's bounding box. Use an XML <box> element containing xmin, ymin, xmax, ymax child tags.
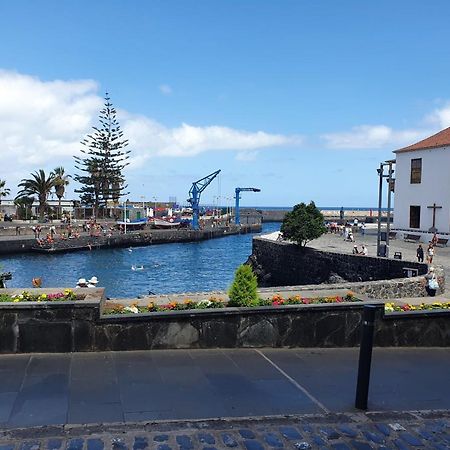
<box><xmin>248</xmin><ymin>237</ymin><xmax>431</xmax><ymax>296</ymax></box>
<box><xmin>1</xmin><ymin>296</ymin><xmax>449</xmax><ymax>353</ymax></box>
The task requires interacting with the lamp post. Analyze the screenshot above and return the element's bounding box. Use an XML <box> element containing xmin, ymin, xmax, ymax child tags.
<box><xmin>153</xmin><ymin>196</ymin><xmax>157</xmax><ymax>218</ymax></box>
<box><xmin>376</xmin><ymin>161</ymin><xmax>395</xmax><ymax>258</ymax></box>
<box><xmin>376</xmin><ymin>163</ymin><xmax>384</xmax><ymax>256</ymax></box>
<box><xmin>124</xmin><ymin>199</ymin><xmax>129</xmax><ymax>234</ymax></box>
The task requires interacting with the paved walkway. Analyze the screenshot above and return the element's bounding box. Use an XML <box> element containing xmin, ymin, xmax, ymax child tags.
<box><xmin>0</xmin><ymin>348</ymin><xmax>449</xmax><ymax>430</ymax></box>
<box><xmin>308</xmin><ymin>229</ymin><xmax>450</xmax><ymax>281</ymax></box>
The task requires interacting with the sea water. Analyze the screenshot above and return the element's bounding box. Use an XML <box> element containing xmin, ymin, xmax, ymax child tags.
<box><xmin>1</xmin><ymin>222</ymin><xmax>280</xmax><ymax>298</ymax></box>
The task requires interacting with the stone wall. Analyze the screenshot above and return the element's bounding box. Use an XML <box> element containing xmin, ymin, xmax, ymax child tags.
<box><xmin>247</xmin><ymin>237</ymin><xmax>434</xmax><ymax>298</ymax></box>
<box><xmin>255</xmin><ymin>269</ymin><xmax>445</xmax><ymax>299</ymax></box>
<box><xmin>0</xmin><ymin>288</ymin><xmax>105</xmax><ymax>353</ymax></box>
<box><xmin>0</xmin><ymin>290</ymin><xmax>449</xmax><ymax>353</ymax></box>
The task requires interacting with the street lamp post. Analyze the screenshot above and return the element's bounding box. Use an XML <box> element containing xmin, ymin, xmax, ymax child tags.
<box><xmin>376</xmin><ymin>161</ymin><xmax>395</xmax><ymax>258</ymax></box>
<box><xmin>376</xmin><ymin>163</ymin><xmax>384</xmax><ymax>256</ymax></box>
<box><xmin>124</xmin><ymin>199</ymin><xmax>128</xmax><ymax>234</ymax></box>
<box><xmin>385</xmin><ymin>161</ymin><xmax>394</xmax><ymax>257</ymax></box>
<box><xmin>153</xmin><ymin>196</ymin><xmax>157</xmax><ymax>218</ymax></box>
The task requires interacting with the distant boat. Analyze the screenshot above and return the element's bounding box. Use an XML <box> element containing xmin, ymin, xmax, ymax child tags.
<box><xmin>131</xmin><ymin>265</ymin><xmax>144</xmax><ymax>271</ymax></box>
<box><xmin>151</xmin><ymin>218</ymin><xmax>181</xmax><ymax>229</ymax></box>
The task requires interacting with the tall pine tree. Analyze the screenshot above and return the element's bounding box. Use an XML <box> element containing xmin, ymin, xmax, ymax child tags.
<box><xmin>74</xmin><ymin>93</ymin><xmax>130</xmax><ymax>217</ymax></box>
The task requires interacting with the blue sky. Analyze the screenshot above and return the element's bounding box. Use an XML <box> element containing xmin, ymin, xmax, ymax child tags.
<box><xmin>1</xmin><ymin>1</ymin><xmax>450</xmax><ymax>207</ymax></box>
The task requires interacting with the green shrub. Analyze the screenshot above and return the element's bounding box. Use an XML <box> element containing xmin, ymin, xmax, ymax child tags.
<box><xmin>228</xmin><ymin>264</ymin><xmax>259</xmax><ymax>307</ymax></box>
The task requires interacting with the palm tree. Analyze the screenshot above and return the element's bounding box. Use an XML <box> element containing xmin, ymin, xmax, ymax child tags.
<box><xmin>14</xmin><ymin>196</ymin><xmax>35</xmax><ymax>220</ymax></box>
<box><xmin>17</xmin><ymin>170</ymin><xmax>56</xmax><ymax>221</ymax></box>
<box><xmin>0</xmin><ymin>179</ymin><xmax>10</xmax><ymax>207</ymax></box>
<box><xmin>53</xmin><ymin>167</ymin><xmax>71</xmax><ymax>219</ymax></box>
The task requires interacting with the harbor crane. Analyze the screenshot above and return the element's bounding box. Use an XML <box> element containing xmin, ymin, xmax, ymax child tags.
<box><xmin>187</xmin><ymin>169</ymin><xmax>221</xmax><ymax>230</ymax></box>
<box><xmin>235</xmin><ymin>187</ymin><xmax>261</xmax><ymax>225</ymax></box>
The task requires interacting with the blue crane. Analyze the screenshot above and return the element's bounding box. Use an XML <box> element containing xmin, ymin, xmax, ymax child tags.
<box><xmin>235</xmin><ymin>187</ymin><xmax>261</xmax><ymax>225</ymax></box>
<box><xmin>187</xmin><ymin>169</ymin><xmax>221</xmax><ymax>230</ymax></box>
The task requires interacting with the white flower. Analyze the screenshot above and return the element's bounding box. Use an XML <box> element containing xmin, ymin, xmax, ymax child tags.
<box><xmin>124</xmin><ymin>305</ymin><xmax>139</xmax><ymax>314</ymax></box>
<box><xmin>198</xmin><ymin>300</ymin><xmax>212</xmax><ymax>307</ymax></box>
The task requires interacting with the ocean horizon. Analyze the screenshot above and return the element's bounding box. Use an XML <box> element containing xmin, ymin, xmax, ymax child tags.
<box><xmin>231</xmin><ymin>206</ymin><xmax>389</xmax><ymax>211</ymax></box>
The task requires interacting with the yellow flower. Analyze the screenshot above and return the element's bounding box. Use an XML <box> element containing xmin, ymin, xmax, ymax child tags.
<box><xmin>40</xmin><ymin>294</ymin><xmax>47</xmax><ymax>299</ymax></box>
<box><xmin>13</xmin><ymin>298</ymin><xmax>20</xmax><ymax>303</ymax></box>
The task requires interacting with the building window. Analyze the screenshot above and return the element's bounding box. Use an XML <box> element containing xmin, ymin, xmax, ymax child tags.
<box><xmin>409</xmin><ymin>205</ymin><xmax>421</xmax><ymax>229</ymax></box>
<box><xmin>410</xmin><ymin>158</ymin><xmax>422</xmax><ymax>184</ymax></box>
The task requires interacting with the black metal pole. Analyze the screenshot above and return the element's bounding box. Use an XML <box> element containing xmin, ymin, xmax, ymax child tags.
<box><xmin>385</xmin><ymin>162</ymin><xmax>393</xmax><ymax>258</ymax></box>
<box><xmin>355</xmin><ymin>305</ymin><xmax>377</xmax><ymax>410</ymax></box>
<box><xmin>377</xmin><ymin>163</ymin><xmax>383</xmax><ymax>256</ymax></box>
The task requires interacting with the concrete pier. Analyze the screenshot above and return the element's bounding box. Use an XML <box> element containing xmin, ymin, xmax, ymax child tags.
<box><xmin>0</xmin><ymin>223</ymin><xmax>261</xmax><ymax>255</ymax></box>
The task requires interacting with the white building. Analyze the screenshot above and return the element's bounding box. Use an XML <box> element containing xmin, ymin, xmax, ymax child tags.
<box><xmin>393</xmin><ymin>126</ymin><xmax>450</xmax><ymax>240</ymax></box>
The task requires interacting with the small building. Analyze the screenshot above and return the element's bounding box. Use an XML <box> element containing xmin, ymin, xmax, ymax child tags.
<box><xmin>0</xmin><ymin>200</ymin><xmax>17</xmax><ymax>218</ymax></box>
<box><xmin>393</xmin><ymin>126</ymin><xmax>450</xmax><ymax>241</ymax></box>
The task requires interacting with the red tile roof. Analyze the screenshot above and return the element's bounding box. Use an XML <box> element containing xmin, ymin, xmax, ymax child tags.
<box><xmin>395</xmin><ymin>127</ymin><xmax>450</xmax><ymax>153</ymax></box>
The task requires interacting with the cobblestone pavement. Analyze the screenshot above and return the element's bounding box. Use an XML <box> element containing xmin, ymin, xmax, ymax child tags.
<box><xmin>0</xmin><ymin>411</ymin><xmax>448</xmax><ymax>449</ymax></box>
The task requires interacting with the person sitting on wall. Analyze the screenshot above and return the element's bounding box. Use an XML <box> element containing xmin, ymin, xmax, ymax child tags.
<box><xmin>76</xmin><ymin>278</ymin><xmax>88</xmax><ymax>288</ymax></box>
<box><xmin>352</xmin><ymin>245</ymin><xmax>360</xmax><ymax>254</ymax></box>
<box><xmin>32</xmin><ymin>277</ymin><xmax>42</xmax><ymax>288</ymax></box>
<box><xmin>87</xmin><ymin>276</ymin><xmax>99</xmax><ymax>288</ymax></box>
<box><xmin>424</xmin><ymin>267</ymin><xmax>439</xmax><ymax>297</ymax></box>
<box><xmin>361</xmin><ymin>245</ymin><xmax>368</xmax><ymax>256</ymax></box>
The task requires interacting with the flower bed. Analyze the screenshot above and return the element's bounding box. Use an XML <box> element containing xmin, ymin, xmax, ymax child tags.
<box><xmin>385</xmin><ymin>301</ymin><xmax>450</xmax><ymax>312</ymax></box>
<box><xmin>104</xmin><ymin>292</ymin><xmax>359</xmax><ymax>315</ymax></box>
<box><xmin>0</xmin><ymin>289</ymin><xmax>78</xmax><ymax>303</ymax></box>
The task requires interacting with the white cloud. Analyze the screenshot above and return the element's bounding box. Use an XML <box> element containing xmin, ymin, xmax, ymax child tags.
<box><xmin>159</xmin><ymin>84</ymin><xmax>172</xmax><ymax>95</ymax></box>
<box><xmin>121</xmin><ymin>115</ymin><xmax>299</xmax><ymax>164</ymax></box>
<box><xmin>322</xmin><ymin>125</ymin><xmax>426</xmax><ymax>149</ymax></box>
<box><xmin>0</xmin><ymin>70</ymin><xmax>101</xmax><ymax>171</ymax></box>
<box><xmin>0</xmin><ymin>70</ymin><xmax>299</xmax><ymax>192</ymax></box>
<box><xmin>322</xmin><ymin>103</ymin><xmax>450</xmax><ymax>150</ymax></box>
<box><xmin>425</xmin><ymin>102</ymin><xmax>450</xmax><ymax>129</ymax></box>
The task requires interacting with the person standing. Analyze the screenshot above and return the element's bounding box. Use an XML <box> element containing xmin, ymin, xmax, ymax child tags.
<box><xmin>361</xmin><ymin>223</ymin><xmax>366</xmax><ymax>236</ymax></box>
<box><xmin>427</xmin><ymin>243</ymin><xmax>434</xmax><ymax>264</ymax></box>
<box><xmin>416</xmin><ymin>244</ymin><xmax>424</xmax><ymax>263</ymax></box>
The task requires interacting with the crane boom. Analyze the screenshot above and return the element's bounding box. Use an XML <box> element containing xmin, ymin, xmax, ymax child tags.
<box><xmin>235</xmin><ymin>187</ymin><xmax>261</xmax><ymax>225</ymax></box>
<box><xmin>187</xmin><ymin>169</ymin><xmax>221</xmax><ymax>230</ymax></box>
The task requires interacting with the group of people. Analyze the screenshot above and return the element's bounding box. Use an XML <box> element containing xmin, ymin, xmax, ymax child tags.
<box><xmin>416</xmin><ymin>242</ymin><xmax>435</xmax><ymax>264</ymax></box>
<box><xmin>326</xmin><ymin>219</ymin><xmax>366</xmax><ymax>236</ymax></box>
<box><xmin>76</xmin><ymin>276</ymin><xmax>99</xmax><ymax>288</ymax></box>
<box><xmin>82</xmin><ymin>220</ymin><xmax>114</xmax><ymax>237</ymax></box>
<box><xmin>352</xmin><ymin>244</ymin><xmax>368</xmax><ymax>256</ymax></box>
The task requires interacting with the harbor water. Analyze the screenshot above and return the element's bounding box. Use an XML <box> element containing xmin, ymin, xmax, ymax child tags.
<box><xmin>1</xmin><ymin>223</ymin><xmax>280</xmax><ymax>298</ymax></box>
